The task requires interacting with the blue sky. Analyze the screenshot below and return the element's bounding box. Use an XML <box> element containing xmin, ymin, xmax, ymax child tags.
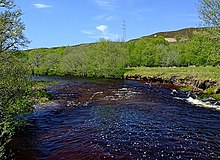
<box><xmin>15</xmin><ymin>0</ymin><xmax>200</xmax><ymax>49</ymax></box>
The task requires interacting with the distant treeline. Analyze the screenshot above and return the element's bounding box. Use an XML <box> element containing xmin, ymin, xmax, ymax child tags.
<box><xmin>20</xmin><ymin>29</ymin><xmax>220</xmax><ymax>78</ymax></box>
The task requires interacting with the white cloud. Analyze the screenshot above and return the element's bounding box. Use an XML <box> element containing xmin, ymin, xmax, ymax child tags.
<box><xmin>33</xmin><ymin>3</ymin><xmax>52</xmax><ymax>9</ymax></box>
<box><xmin>96</xmin><ymin>25</ymin><xmax>108</xmax><ymax>32</ymax></box>
<box><xmin>83</xmin><ymin>24</ymin><xmax>119</xmax><ymax>41</ymax></box>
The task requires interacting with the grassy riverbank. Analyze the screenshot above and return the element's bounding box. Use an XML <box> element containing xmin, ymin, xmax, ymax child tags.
<box><xmin>125</xmin><ymin>66</ymin><xmax>220</xmax><ymax>81</ymax></box>
<box><xmin>125</xmin><ymin>66</ymin><xmax>220</xmax><ymax>99</ymax></box>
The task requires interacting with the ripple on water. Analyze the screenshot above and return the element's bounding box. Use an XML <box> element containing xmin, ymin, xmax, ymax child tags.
<box><xmin>8</xmin><ymin>77</ymin><xmax>220</xmax><ymax>160</ymax></box>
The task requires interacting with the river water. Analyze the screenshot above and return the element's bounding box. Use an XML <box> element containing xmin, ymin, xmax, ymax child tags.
<box><xmin>9</xmin><ymin>77</ymin><xmax>220</xmax><ymax>160</ymax></box>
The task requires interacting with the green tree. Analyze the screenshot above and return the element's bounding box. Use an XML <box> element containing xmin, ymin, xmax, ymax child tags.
<box><xmin>87</xmin><ymin>39</ymin><xmax>128</xmax><ymax>78</ymax></box>
<box><xmin>0</xmin><ymin>0</ymin><xmax>29</xmax><ymax>53</ymax></box>
<box><xmin>127</xmin><ymin>36</ymin><xmax>168</xmax><ymax>67</ymax></box>
<box><xmin>42</xmin><ymin>52</ymin><xmax>61</xmax><ymax>75</ymax></box>
<box><xmin>0</xmin><ymin>0</ymin><xmax>31</xmax><ymax>158</ymax></box>
<box><xmin>197</xmin><ymin>0</ymin><xmax>220</xmax><ymax>66</ymax></box>
<box><xmin>28</xmin><ymin>49</ymin><xmax>44</xmax><ymax>75</ymax></box>
<box><xmin>61</xmin><ymin>46</ymin><xmax>88</xmax><ymax>76</ymax></box>
<box><xmin>198</xmin><ymin>0</ymin><xmax>220</xmax><ymax>27</ymax></box>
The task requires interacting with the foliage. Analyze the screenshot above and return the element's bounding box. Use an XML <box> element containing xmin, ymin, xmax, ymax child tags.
<box><xmin>86</xmin><ymin>39</ymin><xmax>127</xmax><ymax>78</ymax></box>
<box><xmin>0</xmin><ymin>53</ymin><xmax>33</xmax><ymax>159</ymax></box>
<box><xmin>0</xmin><ymin>0</ymin><xmax>31</xmax><ymax>158</ymax></box>
<box><xmin>23</xmin><ymin>29</ymin><xmax>219</xmax><ymax>78</ymax></box>
<box><xmin>0</xmin><ymin>0</ymin><xmax>218</xmax><ymax>158</ymax></box>
<box><xmin>203</xmin><ymin>84</ymin><xmax>220</xmax><ymax>100</ymax></box>
<box><xmin>198</xmin><ymin>0</ymin><xmax>220</xmax><ymax>27</ymax></box>
<box><xmin>27</xmin><ymin>47</ymin><xmax>64</xmax><ymax>75</ymax></box>
<box><xmin>126</xmin><ymin>30</ymin><xmax>219</xmax><ymax>67</ymax></box>
<box><xmin>61</xmin><ymin>46</ymin><xmax>89</xmax><ymax>76</ymax></box>
<box><xmin>29</xmin><ymin>40</ymin><xmax>128</xmax><ymax>78</ymax></box>
<box><xmin>176</xmin><ymin>30</ymin><xmax>220</xmax><ymax>66</ymax></box>
<box><xmin>127</xmin><ymin>36</ymin><xmax>169</xmax><ymax>67</ymax></box>
<box><xmin>210</xmin><ymin>94</ymin><xmax>220</xmax><ymax>100</ymax></box>
<box><xmin>0</xmin><ymin>0</ymin><xmax>29</xmax><ymax>53</ymax></box>
<box><xmin>31</xmin><ymin>81</ymin><xmax>53</xmax><ymax>102</ymax></box>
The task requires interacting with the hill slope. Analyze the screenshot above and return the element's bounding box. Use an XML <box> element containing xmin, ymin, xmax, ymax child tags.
<box><xmin>129</xmin><ymin>27</ymin><xmax>202</xmax><ymax>43</ymax></box>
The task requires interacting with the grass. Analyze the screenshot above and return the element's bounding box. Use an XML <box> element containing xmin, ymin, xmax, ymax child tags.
<box><xmin>125</xmin><ymin>66</ymin><xmax>220</xmax><ymax>81</ymax></box>
<box><xmin>32</xmin><ymin>81</ymin><xmax>57</xmax><ymax>104</ymax></box>
<box><xmin>125</xmin><ymin>66</ymin><xmax>220</xmax><ymax>100</ymax></box>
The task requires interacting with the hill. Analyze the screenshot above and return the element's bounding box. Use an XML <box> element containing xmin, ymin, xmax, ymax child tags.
<box><xmin>26</xmin><ymin>27</ymin><xmax>203</xmax><ymax>51</ymax></box>
<box><xmin>129</xmin><ymin>27</ymin><xmax>202</xmax><ymax>43</ymax></box>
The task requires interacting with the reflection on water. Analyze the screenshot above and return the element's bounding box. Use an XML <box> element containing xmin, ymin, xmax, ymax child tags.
<box><xmin>9</xmin><ymin>77</ymin><xmax>220</xmax><ymax>160</ymax></box>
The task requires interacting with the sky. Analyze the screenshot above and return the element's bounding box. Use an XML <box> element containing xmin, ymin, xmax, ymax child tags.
<box><xmin>14</xmin><ymin>0</ymin><xmax>200</xmax><ymax>49</ymax></box>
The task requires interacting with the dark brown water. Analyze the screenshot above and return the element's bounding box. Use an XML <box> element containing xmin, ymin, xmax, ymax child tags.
<box><xmin>9</xmin><ymin>77</ymin><xmax>220</xmax><ymax>160</ymax></box>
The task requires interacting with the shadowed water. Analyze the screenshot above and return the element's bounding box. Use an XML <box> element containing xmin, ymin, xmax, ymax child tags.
<box><xmin>9</xmin><ymin>77</ymin><xmax>220</xmax><ymax>160</ymax></box>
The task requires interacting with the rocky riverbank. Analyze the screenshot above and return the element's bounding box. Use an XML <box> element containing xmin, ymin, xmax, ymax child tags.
<box><xmin>125</xmin><ymin>73</ymin><xmax>220</xmax><ymax>99</ymax></box>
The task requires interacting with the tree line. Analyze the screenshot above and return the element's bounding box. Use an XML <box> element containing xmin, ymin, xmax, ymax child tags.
<box><xmin>127</xmin><ymin>29</ymin><xmax>219</xmax><ymax>67</ymax></box>
<box><xmin>19</xmin><ymin>0</ymin><xmax>220</xmax><ymax>78</ymax></box>
<box><xmin>24</xmin><ymin>39</ymin><xmax>128</xmax><ymax>78</ymax></box>
<box><xmin>23</xmin><ymin>29</ymin><xmax>219</xmax><ymax>78</ymax></box>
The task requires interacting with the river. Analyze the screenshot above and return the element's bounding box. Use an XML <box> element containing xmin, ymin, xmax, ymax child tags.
<box><xmin>8</xmin><ymin>77</ymin><xmax>220</xmax><ymax>159</ymax></box>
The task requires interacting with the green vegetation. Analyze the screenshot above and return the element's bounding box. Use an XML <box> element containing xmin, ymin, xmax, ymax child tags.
<box><xmin>31</xmin><ymin>81</ymin><xmax>53</xmax><ymax>104</ymax></box>
<box><xmin>0</xmin><ymin>0</ymin><xmax>29</xmax><ymax>52</ymax></box>
<box><xmin>0</xmin><ymin>53</ymin><xmax>33</xmax><ymax>158</ymax></box>
<box><xmin>0</xmin><ymin>53</ymin><xmax>52</xmax><ymax>158</ymax></box>
<box><xmin>127</xmin><ymin>29</ymin><xmax>219</xmax><ymax>67</ymax></box>
<box><xmin>25</xmin><ymin>39</ymin><xmax>128</xmax><ymax>78</ymax></box>
<box><xmin>0</xmin><ymin>0</ymin><xmax>219</xmax><ymax>157</ymax></box>
<box><xmin>125</xmin><ymin>66</ymin><xmax>220</xmax><ymax>81</ymax></box>
<box><xmin>18</xmin><ymin>27</ymin><xmax>219</xmax><ymax>80</ymax></box>
<box><xmin>198</xmin><ymin>0</ymin><xmax>220</xmax><ymax>27</ymax></box>
<box><xmin>125</xmin><ymin>66</ymin><xmax>220</xmax><ymax>99</ymax></box>
<box><xmin>18</xmin><ymin>0</ymin><xmax>220</xmax><ymax>79</ymax></box>
<box><xmin>0</xmin><ymin>0</ymin><xmax>48</xmax><ymax>158</ymax></box>
<box><xmin>0</xmin><ymin>0</ymin><xmax>31</xmax><ymax>157</ymax></box>
<box><xmin>203</xmin><ymin>84</ymin><xmax>220</xmax><ymax>100</ymax></box>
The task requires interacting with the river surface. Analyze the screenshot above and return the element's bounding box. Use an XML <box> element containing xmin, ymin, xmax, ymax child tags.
<box><xmin>9</xmin><ymin>77</ymin><xmax>220</xmax><ymax>160</ymax></box>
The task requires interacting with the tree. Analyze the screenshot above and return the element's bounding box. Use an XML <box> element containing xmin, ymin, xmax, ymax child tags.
<box><xmin>126</xmin><ymin>36</ymin><xmax>168</xmax><ymax>67</ymax></box>
<box><xmin>196</xmin><ymin>0</ymin><xmax>220</xmax><ymax>67</ymax></box>
<box><xmin>87</xmin><ymin>39</ymin><xmax>128</xmax><ymax>78</ymax></box>
<box><xmin>42</xmin><ymin>52</ymin><xmax>61</xmax><ymax>75</ymax></box>
<box><xmin>198</xmin><ymin>0</ymin><xmax>220</xmax><ymax>27</ymax></box>
<box><xmin>0</xmin><ymin>0</ymin><xmax>14</xmax><ymax>8</ymax></box>
<box><xmin>61</xmin><ymin>46</ymin><xmax>88</xmax><ymax>76</ymax></box>
<box><xmin>0</xmin><ymin>0</ymin><xmax>29</xmax><ymax>53</ymax></box>
<box><xmin>28</xmin><ymin>49</ymin><xmax>44</xmax><ymax>75</ymax></box>
<box><xmin>0</xmin><ymin>0</ymin><xmax>31</xmax><ymax>158</ymax></box>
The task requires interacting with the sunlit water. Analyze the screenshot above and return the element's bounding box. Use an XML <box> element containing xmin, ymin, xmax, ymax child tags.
<box><xmin>9</xmin><ymin>77</ymin><xmax>220</xmax><ymax>160</ymax></box>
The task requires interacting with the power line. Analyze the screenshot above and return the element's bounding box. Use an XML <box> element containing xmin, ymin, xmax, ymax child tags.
<box><xmin>122</xmin><ymin>20</ymin><xmax>126</xmax><ymax>42</ymax></box>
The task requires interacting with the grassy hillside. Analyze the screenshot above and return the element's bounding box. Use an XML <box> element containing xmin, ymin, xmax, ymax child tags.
<box><xmin>128</xmin><ymin>27</ymin><xmax>203</xmax><ymax>43</ymax></box>
<box><xmin>146</xmin><ymin>27</ymin><xmax>201</xmax><ymax>38</ymax></box>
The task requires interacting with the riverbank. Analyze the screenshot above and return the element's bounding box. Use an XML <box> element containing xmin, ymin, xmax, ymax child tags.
<box><xmin>125</xmin><ymin>66</ymin><xmax>220</xmax><ymax>100</ymax></box>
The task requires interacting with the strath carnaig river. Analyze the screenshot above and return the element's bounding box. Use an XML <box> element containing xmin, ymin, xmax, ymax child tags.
<box><xmin>9</xmin><ymin>77</ymin><xmax>220</xmax><ymax>160</ymax></box>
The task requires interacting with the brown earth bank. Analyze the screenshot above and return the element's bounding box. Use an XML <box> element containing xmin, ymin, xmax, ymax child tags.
<box><xmin>125</xmin><ymin>74</ymin><xmax>220</xmax><ymax>94</ymax></box>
